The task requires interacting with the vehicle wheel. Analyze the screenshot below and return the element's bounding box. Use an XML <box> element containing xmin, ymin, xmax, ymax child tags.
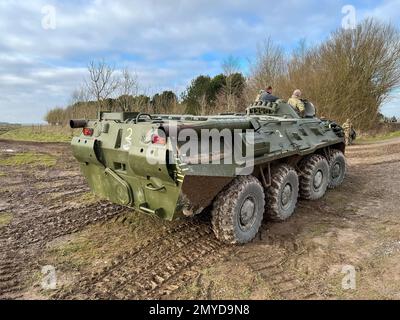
<box><xmin>265</xmin><ymin>164</ymin><xmax>299</xmax><ymax>221</ymax></box>
<box><xmin>328</xmin><ymin>149</ymin><xmax>346</xmax><ymax>189</ymax></box>
<box><xmin>211</xmin><ymin>176</ymin><xmax>265</xmax><ymax>244</ymax></box>
<box><xmin>298</xmin><ymin>154</ymin><xmax>329</xmax><ymax>200</ymax></box>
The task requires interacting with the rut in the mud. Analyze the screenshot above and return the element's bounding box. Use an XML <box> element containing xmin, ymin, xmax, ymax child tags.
<box><xmin>54</xmin><ymin>217</ymin><xmax>226</xmax><ymax>300</ymax></box>
<box><xmin>0</xmin><ymin>141</ymin><xmax>126</xmax><ymax>298</ymax></box>
<box><xmin>1</xmin><ymin>137</ymin><xmax>400</xmax><ymax>299</ymax></box>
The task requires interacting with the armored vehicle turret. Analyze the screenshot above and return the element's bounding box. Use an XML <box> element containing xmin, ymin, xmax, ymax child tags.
<box><xmin>70</xmin><ymin>99</ymin><xmax>346</xmax><ymax>244</ymax></box>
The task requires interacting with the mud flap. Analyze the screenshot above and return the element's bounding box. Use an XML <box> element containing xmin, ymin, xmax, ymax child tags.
<box><xmin>178</xmin><ymin>176</ymin><xmax>233</xmax><ymax>216</ymax></box>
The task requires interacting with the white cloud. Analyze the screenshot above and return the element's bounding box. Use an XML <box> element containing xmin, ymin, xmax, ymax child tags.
<box><xmin>359</xmin><ymin>0</ymin><xmax>400</xmax><ymax>23</ymax></box>
<box><xmin>381</xmin><ymin>88</ymin><xmax>400</xmax><ymax>117</ymax></box>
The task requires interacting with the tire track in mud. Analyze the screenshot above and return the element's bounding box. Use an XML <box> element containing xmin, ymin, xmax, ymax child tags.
<box><xmin>234</xmin><ymin>231</ymin><xmax>316</xmax><ymax>300</ymax></box>
<box><xmin>0</xmin><ymin>141</ymin><xmax>129</xmax><ymax>298</ymax></box>
<box><xmin>0</xmin><ymin>252</ymin><xmax>27</xmax><ymax>297</ymax></box>
<box><xmin>0</xmin><ymin>172</ymin><xmax>87</xmax><ymax>213</ymax></box>
<box><xmin>1</xmin><ymin>183</ymin><xmax>89</xmax><ymax>204</ymax></box>
<box><xmin>0</xmin><ymin>202</ymin><xmax>126</xmax><ymax>248</ymax></box>
<box><xmin>102</xmin><ymin>230</ymin><xmax>220</xmax><ymax>300</ymax></box>
<box><xmin>0</xmin><ymin>202</ymin><xmax>127</xmax><ymax>298</ymax></box>
<box><xmin>4</xmin><ymin>173</ymin><xmax>83</xmax><ymax>189</ymax></box>
<box><xmin>345</xmin><ymin>139</ymin><xmax>400</xmax><ymax>166</ymax></box>
<box><xmin>54</xmin><ymin>218</ymin><xmax>227</xmax><ymax>300</ymax></box>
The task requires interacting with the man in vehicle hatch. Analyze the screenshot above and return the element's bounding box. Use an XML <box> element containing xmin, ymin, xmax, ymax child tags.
<box><xmin>259</xmin><ymin>86</ymin><xmax>278</xmax><ymax>103</ymax></box>
<box><xmin>288</xmin><ymin>89</ymin><xmax>305</xmax><ymax>117</ymax></box>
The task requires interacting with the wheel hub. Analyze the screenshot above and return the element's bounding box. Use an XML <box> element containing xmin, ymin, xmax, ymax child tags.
<box><xmin>281</xmin><ymin>183</ymin><xmax>292</xmax><ymax>207</ymax></box>
<box><xmin>239</xmin><ymin>197</ymin><xmax>256</xmax><ymax>229</ymax></box>
<box><xmin>313</xmin><ymin>170</ymin><xmax>323</xmax><ymax>189</ymax></box>
<box><xmin>332</xmin><ymin>163</ymin><xmax>341</xmax><ymax>179</ymax></box>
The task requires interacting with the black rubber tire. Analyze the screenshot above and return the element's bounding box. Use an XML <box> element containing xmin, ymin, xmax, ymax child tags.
<box><xmin>211</xmin><ymin>176</ymin><xmax>265</xmax><ymax>244</ymax></box>
<box><xmin>265</xmin><ymin>164</ymin><xmax>299</xmax><ymax>221</ymax></box>
<box><xmin>328</xmin><ymin>149</ymin><xmax>346</xmax><ymax>189</ymax></box>
<box><xmin>298</xmin><ymin>154</ymin><xmax>329</xmax><ymax>200</ymax></box>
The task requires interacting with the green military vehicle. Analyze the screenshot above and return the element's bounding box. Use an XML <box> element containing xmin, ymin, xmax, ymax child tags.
<box><xmin>70</xmin><ymin>99</ymin><xmax>346</xmax><ymax>244</ymax></box>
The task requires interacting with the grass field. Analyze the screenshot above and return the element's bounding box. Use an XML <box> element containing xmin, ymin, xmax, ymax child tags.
<box><xmin>0</xmin><ymin>124</ymin><xmax>21</xmax><ymax>135</ymax></box>
<box><xmin>356</xmin><ymin>130</ymin><xmax>400</xmax><ymax>144</ymax></box>
<box><xmin>0</xmin><ymin>125</ymin><xmax>78</xmax><ymax>143</ymax></box>
<box><xmin>0</xmin><ymin>152</ymin><xmax>57</xmax><ymax>167</ymax></box>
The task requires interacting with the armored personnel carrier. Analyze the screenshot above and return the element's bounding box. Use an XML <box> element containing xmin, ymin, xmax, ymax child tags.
<box><xmin>70</xmin><ymin>99</ymin><xmax>346</xmax><ymax>244</ymax></box>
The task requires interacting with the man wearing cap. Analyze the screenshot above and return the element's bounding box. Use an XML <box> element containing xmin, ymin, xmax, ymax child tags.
<box><xmin>288</xmin><ymin>89</ymin><xmax>305</xmax><ymax>117</ymax></box>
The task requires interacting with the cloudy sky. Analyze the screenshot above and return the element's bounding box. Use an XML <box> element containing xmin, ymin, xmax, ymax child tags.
<box><xmin>1</xmin><ymin>0</ymin><xmax>400</xmax><ymax>123</ymax></box>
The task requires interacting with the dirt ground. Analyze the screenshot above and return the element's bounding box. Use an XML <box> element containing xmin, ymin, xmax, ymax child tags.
<box><xmin>0</xmin><ymin>137</ymin><xmax>399</xmax><ymax>300</ymax></box>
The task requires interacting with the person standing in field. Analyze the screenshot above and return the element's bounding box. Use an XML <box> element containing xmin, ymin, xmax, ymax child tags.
<box><xmin>342</xmin><ymin>118</ymin><xmax>353</xmax><ymax>145</ymax></box>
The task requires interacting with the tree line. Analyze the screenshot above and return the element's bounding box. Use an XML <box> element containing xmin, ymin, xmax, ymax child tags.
<box><xmin>45</xmin><ymin>18</ymin><xmax>400</xmax><ymax>130</ymax></box>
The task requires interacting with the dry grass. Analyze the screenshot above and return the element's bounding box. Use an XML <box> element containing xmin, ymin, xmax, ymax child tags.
<box><xmin>0</xmin><ymin>212</ymin><xmax>13</xmax><ymax>227</ymax></box>
<box><xmin>356</xmin><ymin>130</ymin><xmax>400</xmax><ymax>144</ymax></box>
<box><xmin>0</xmin><ymin>152</ymin><xmax>57</xmax><ymax>167</ymax></box>
<box><xmin>0</xmin><ymin>125</ymin><xmax>78</xmax><ymax>143</ymax></box>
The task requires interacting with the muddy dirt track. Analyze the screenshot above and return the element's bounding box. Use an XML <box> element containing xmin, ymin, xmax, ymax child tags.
<box><xmin>0</xmin><ymin>138</ymin><xmax>399</xmax><ymax>299</ymax></box>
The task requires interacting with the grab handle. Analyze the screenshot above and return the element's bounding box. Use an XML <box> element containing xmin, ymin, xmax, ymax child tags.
<box><xmin>145</xmin><ymin>183</ymin><xmax>166</xmax><ymax>191</ymax></box>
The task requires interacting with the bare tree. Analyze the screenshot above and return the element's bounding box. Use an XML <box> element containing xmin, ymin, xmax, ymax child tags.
<box><xmin>44</xmin><ymin>107</ymin><xmax>66</xmax><ymax>126</ymax></box>
<box><xmin>198</xmin><ymin>94</ymin><xmax>208</xmax><ymax>115</ymax></box>
<box><xmin>246</xmin><ymin>37</ymin><xmax>286</xmax><ymax>103</ymax></box>
<box><xmin>70</xmin><ymin>85</ymin><xmax>90</xmax><ymax>105</ymax></box>
<box><xmin>117</xmin><ymin>68</ymin><xmax>139</xmax><ymax>111</ymax></box>
<box><xmin>86</xmin><ymin>60</ymin><xmax>119</xmax><ymax>113</ymax></box>
<box><xmin>246</xmin><ymin>20</ymin><xmax>400</xmax><ymax>130</ymax></box>
<box><xmin>220</xmin><ymin>55</ymin><xmax>241</xmax><ymax>112</ymax></box>
<box><xmin>281</xmin><ymin>19</ymin><xmax>400</xmax><ymax>129</ymax></box>
<box><xmin>222</xmin><ymin>55</ymin><xmax>240</xmax><ymax>77</ymax></box>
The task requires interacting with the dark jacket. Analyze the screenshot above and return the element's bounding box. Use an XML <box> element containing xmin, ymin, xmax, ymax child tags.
<box><xmin>259</xmin><ymin>92</ymin><xmax>278</xmax><ymax>103</ymax></box>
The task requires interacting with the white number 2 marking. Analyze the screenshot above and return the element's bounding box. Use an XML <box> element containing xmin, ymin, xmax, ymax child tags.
<box><xmin>122</xmin><ymin>128</ymin><xmax>133</xmax><ymax>150</ymax></box>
